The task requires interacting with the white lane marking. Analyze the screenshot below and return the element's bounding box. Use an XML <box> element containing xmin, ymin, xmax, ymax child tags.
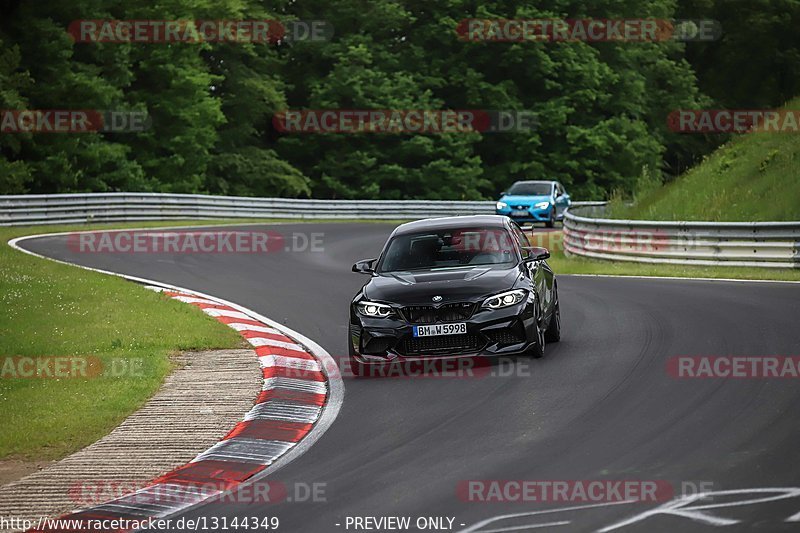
<box><xmin>259</xmin><ymin>354</ymin><xmax>320</xmax><ymax>371</ymax></box>
<box><xmin>481</xmin><ymin>520</ymin><xmax>572</xmax><ymax>533</ymax></box>
<box><xmin>247</xmin><ymin>337</ymin><xmax>306</xmax><ymax>352</ymax></box>
<box><xmin>457</xmin><ymin>500</ymin><xmax>638</xmax><ymax>533</ymax></box>
<box><xmin>479</xmin><ymin>521</ymin><xmax>571</xmax><ymax>532</ymax></box>
<box><xmin>95</xmin><ymin>490</ymin><xmax>207</xmax><ymax>517</ymax></box>
<box><xmin>226</xmin><ymin>322</ymin><xmax>281</xmax><ymax>334</ymax></box>
<box><xmin>201</xmin><ymin>308</ymin><xmax>252</xmax><ymax>320</ymax></box>
<box><xmin>262</xmin><ymin>376</ymin><xmax>327</xmax><ymax>395</ymax></box>
<box><xmin>461</xmin><ymin>488</ymin><xmax>800</xmax><ymax>532</ymax></box>
<box><xmin>245</xmin><ymin>401</ymin><xmax>322</xmax><ymax>423</ymax></box>
<box><xmin>95</xmin><ymin>503</ymin><xmax>165</xmax><ymax>516</ymax></box>
<box><xmin>7</xmin><ymin>227</ymin><xmax>344</xmax><ymax>520</ymax></box>
<box><xmin>564</xmin><ymin>273</ymin><xmax>800</xmax><ymax>285</ymax></box>
<box><xmin>597</xmin><ymin>488</ymin><xmax>800</xmax><ymax>532</ymax></box>
<box><xmin>144</xmin><ymin>483</ymin><xmax>211</xmax><ymax>497</ymax></box>
<box><xmin>170</xmin><ymin>296</ymin><xmax>220</xmax><ymax>305</ymax></box>
<box><xmin>192</xmin><ymin>438</ymin><xmax>295</xmax><ymax>464</ymax></box>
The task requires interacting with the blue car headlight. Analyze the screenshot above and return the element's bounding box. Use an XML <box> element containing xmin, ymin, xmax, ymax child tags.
<box><xmin>534</xmin><ymin>201</ymin><xmax>550</xmax><ymax>209</ymax></box>
<box><xmin>496</xmin><ymin>201</ymin><xmax>508</xmax><ymax>210</ymax></box>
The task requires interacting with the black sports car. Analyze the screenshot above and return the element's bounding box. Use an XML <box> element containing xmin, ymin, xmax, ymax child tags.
<box><xmin>349</xmin><ymin>215</ymin><xmax>560</xmax><ymax>375</ymax></box>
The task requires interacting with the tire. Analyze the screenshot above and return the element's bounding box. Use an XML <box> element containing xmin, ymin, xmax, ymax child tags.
<box><xmin>544</xmin><ymin>288</ymin><xmax>561</xmax><ymax>343</ymax></box>
<box><xmin>527</xmin><ymin>307</ymin><xmax>546</xmax><ymax>359</ymax></box>
<box><xmin>545</xmin><ymin>209</ymin><xmax>555</xmax><ymax>228</ymax></box>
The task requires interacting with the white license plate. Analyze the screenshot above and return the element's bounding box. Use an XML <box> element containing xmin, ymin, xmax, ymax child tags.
<box><xmin>511</xmin><ymin>209</ymin><xmax>528</xmax><ymax>216</ymax></box>
<box><xmin>413</xmin><ymin>323</ymin><xmax>467</xmax><ymax>337</ymax></box>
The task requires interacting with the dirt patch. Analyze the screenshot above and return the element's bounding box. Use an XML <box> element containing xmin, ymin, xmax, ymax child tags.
<box><xmin>0</xmin><ymin>460</ymin><xmax>55</xmax><ymax>488</ymax></box>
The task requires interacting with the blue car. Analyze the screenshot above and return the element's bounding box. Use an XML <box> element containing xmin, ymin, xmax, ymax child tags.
<box><xmin>495</xmin><ymin>180</ymin><xmax>571</xmax><ymax>228</ymax></box>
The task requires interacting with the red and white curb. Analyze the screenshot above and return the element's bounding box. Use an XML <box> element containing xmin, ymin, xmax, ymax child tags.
<box><xmin>7</xmin><ymin>229</ymin><xmax>344</xmax><ymax>531</ymax></box>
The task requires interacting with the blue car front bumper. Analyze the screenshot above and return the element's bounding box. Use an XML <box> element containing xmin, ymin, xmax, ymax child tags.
<box><xmin>496</xmin><ymin>206</ymin><xmax>552</xmax><ymax>223</ymax></box>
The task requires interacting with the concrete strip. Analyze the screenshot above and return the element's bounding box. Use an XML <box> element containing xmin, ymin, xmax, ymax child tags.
<box><xmin>0</xmin><ymin>349</ymin><xmax>260</xmax><ymax>532</ymax></box>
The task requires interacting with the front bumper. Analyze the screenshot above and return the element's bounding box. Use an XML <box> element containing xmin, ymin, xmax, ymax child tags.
<box><xmin>349</xmin><ymin>300</ymin><xmax>538</xmax><ymax>365</ymax></box>
<box><xmin>496</xmin><ymin>206</ymin><xmax>552</xmax><ymax>223</ymax></box>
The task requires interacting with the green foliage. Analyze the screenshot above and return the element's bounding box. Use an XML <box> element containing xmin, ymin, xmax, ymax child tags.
<box><xmin>0</xmin><ymin>0</ymin><xmax>306</xmax><ymax>196</ymax></box>
<box><xmin>611</xmin><ymin>96</ymin><xmax>800</xmax><ymax>221</ymax></box>
<box><xmin>0</xmin><ymin>0</ymin><xmax>793</xmax><ymax>200</ymax></box>
<box><xmin>678</xmin><ymin>0</ymin><xmax>800</xmax><ymax>109</ymax></box>
<box><xmin>270</xmin><ymin>0</ymin><xmax>710</xmax><ymax>200</ymax></box>
<box><xmin>0</xmin><ymin>39</ymin><xmax>34</xmax><ymax>192</ymax></box>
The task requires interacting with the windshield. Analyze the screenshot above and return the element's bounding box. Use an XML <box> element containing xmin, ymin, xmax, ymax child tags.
<box><xmin>507</xmin><ymin>182</ymin><xmax>553</xmax><ymax>196</ymax></box>
<box><xmin>378</xmin><ymin>227</ymin><xmax>517</xmax><ymax>273</ymax></box>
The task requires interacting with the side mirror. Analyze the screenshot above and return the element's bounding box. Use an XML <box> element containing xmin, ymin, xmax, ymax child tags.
<box><xmin>523</xmin><ymin>247</ymin><xmax>550</xmax><ymax>262</ymax></box>
<box><xmin>500</xmin><ymin>191</ymin><xmax>507</xmax><ymax>196</ymax></box>
<box><xmin>352</xmin><ymin>258</ymin><xmax>377</xmax><ymax>274</ymax></box>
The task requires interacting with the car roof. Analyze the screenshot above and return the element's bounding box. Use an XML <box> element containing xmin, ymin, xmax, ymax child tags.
<box><xmin>511</xmin><ymin>180</ymin><xmax>556</xmax><ymax>185</ymax></box>
<box><xmin>391</xmin><ymin>215</ymin><xmax>510</xmax><ymax>236</ymax></box>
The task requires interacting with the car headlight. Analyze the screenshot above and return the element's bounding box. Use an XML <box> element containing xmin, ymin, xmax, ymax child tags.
<box><xmin>496</xmin><ymin>201</ymin><xmax>508</xmax><ymax>210</ymax></box>
<box><xmin>534</xmin><ymin>201</ymin><xmax>550</xmax><ymax>209</ymax></box>
<box><xmin>356</xmin><ymin>301</ymin><xmax>394</xmax><ymax>318</ymax></box>
<box><xmin>482</xmin><ymin>289</ymin><xmax>528</xmax><ymax>310</ymax></box>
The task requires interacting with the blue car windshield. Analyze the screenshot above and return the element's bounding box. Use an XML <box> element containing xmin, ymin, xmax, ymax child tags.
<box><xmin>507</xmin><ymin>182</ymin><xmax>552</xmax><ymax>196</ymax></box>
<box><xmin>378</xmin><ymin>228</ymin><xmax>517</xmax><ymax>273</ymax></box>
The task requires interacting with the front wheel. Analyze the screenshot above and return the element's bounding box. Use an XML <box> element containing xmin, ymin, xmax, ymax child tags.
<box><xmin>545</xmin><ymin>209</ymin><xmax>555</xmax><ymax>228</ymax></box>
<box><xmin>527</xmin><ymin>309</ymin><xmax>546</xmax><ymax>359</ymax></box>
<box><xmin>544</xmin><ymin>290</ymin><xmax>561</xmax><ymax>343</ymax></box>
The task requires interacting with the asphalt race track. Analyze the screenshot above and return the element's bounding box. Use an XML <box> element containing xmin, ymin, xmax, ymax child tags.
<box><xmin>20</xmin><ymin>222</ymin><xmax>800</xmax><ymax>532</ymax></box>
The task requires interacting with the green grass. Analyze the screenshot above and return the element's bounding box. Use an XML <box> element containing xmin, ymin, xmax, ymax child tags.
<box><xmin>525</xmin><ymin>230</ymin><xmax>800</xmax><ymax>282</ymax></box>
<box><xmin>608</xmin><ymin>97</ymin><xmax>800</xmax><ymax>222</ymax></box>
<box><xmin>0</xmin><ymin>221</ymin><xmax>248</xmax><ymax>461</ymax></box>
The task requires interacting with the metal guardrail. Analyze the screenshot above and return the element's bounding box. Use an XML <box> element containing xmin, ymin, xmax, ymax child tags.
<box><xmin>0</xmin><ymin>192</ymin><xmax>605</xmax><ymax>226</ymax></box>
<box><xmin>0</xmin><ymin>193</ymin><xmax>492</xmax><ymax>225</ymax></box>
<box><xmin>563</xmin><ymin>205</ymin><xmax>800</xmax><ymax>269</ymax></box>
<box><xmin>4</xmin><ymin>193</ymin><xmax>794</xmax><ymax>268</ymax></box>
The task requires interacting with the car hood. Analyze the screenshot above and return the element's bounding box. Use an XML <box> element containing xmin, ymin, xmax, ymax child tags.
<box><xmin>500</xmin><ymin>194</ymin><xmax>553</xmax><ymax>205</ymax></box>
<box><xmin>363</xmin><ymin>266</ymin><xmax>521</xmax><ymax>305</ymax></box>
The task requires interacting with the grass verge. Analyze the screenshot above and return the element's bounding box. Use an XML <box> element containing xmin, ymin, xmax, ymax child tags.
<box><xmin>0</xmin><ymin>221</ymin><xmax>250</xmax><ymax>462</ymax></box>
<box><xmin>607</xmin><ymin>97</ymin><xmax>800</xmax><ymax>222</ymax></box>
